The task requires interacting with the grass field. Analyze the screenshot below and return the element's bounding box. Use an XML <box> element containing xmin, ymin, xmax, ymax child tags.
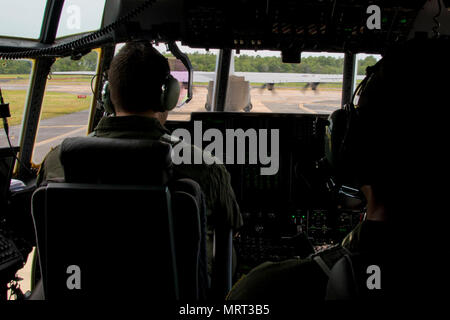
<box><xmin>0</xmin><ymin>73</ymin><xmax>93</xmax><ymax>83</ymax></box>
<box><xmin>2</xmin><ymin>89</ymin><xmax>92</xmax><ymax>126</ymax></box>
<box><xmin>0</xmin><ymin>74</ymin><xmax>30</xmax><ymax>81</ymax></box>
<box><xmin>1</xmin><ymin>74</ymin><xmax>94</xmax><ymax>126</ymax></box>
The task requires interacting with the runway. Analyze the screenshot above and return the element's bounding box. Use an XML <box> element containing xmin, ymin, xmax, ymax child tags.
<box><xmin>0</xmin><ymin>82</ymin><xmax>92</xmax><ymax>96</ymax></box>
<box><xmin>0</xmin><ymin>110</ymin><xmax>89</xmax><ymax>163</ymax></box>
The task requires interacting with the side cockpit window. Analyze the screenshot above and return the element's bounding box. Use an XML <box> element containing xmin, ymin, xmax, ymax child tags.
<box><xmin>32</xmin><ymin>51</ymin><xmax>99</xmax><ymax>165</ymax></box>
<box><xmin>0</xmin><ymin>59</ymin><xmax>33</xmax><ymax>148</ymax></box>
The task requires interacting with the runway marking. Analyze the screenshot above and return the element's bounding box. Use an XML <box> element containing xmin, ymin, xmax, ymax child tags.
<box><xmin>35</xmin><ymin>126</ymin><xmax>87</xmax><ymax>147</ymax></box>
<box><xmin>298</xmin><ymin>103</ymin><xmax>318</xmax><ymax>114</ymax></box>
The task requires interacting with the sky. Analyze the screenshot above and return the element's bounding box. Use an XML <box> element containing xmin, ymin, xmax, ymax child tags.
<box><xmin>0</xmin><ymin>0</ymin><xmax>105</xmax><ymax>39</ymax></box>
<box><xmin>0</xmin><ymin>0</ymin><xmax>48</xmax><ymax>39</ymax></box>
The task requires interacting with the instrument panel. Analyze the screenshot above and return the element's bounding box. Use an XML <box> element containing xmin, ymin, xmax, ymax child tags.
<box><xmin>234</xmin><ymin>208</ymin><xmax>363</xmax><ymax>275</ymax></box>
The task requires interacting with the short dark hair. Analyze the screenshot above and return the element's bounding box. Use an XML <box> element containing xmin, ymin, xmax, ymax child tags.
<box><xmin>354</xmin><ymin>38</ymin><xmax>450</xmax><ymax>209</ymax></box>
<box><xmin>108</xmin><ymin>42</ymin><xmax>170</xmax><ymax>113</ymax></box>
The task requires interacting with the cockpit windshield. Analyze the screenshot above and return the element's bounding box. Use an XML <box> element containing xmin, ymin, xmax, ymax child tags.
<box><xmin>0</xmin><ymin>0</ymin><xmax>106</xmax><ymax>40</ymax></box>
<box><xmin>0</xmin><ymin>0</ymin><xmax>47</xmax><ymax>39</ymax></box>
<box><xmin>56</xmin><ymin>0</ymin><xmax>106</xmax><ymax>39</ymax></box>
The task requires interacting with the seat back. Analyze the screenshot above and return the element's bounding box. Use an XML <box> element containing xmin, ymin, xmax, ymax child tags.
<box><xmin>170</xmin><ymin>179</ymin><xmax>209</xmax><ymax>300</ymax></box>
<box><xmin>60</xmin><ymin>136</ymin><xmax>173</xmax><ymax>185</ymax></box>
<box><xmin>31</xmin><ymin>136</ymin><xmax>208</xmax><ymax>300</ymax></box>
<box><xmin>32</xmin><ymin>183</ymin><xmax>178</xmax><ymax>300</ymax></box>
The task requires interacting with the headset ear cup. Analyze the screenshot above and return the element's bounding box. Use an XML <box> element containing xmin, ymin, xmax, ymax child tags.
<box><xmin>101</xmin><ymin>81</ymin><xmax>115</xmax><ymax>115</ymax></box>
<box><xmin>160</xmin><ymin>75</ymin><xmax>180</xmax><ymax>111</ymax></box>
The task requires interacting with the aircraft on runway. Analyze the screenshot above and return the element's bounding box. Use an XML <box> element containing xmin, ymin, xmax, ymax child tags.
<box><xmin>193</xmin><ymin>71</ymin><xmax>365</xmax><ymax>86</ymax></box>
<box><xmin>192</xmin><ymin>53</ymin><xmax>365</xmax><ymax>93</ymax></box>
<box><xmin>194</xmin><ymin>56</ymin><xmax>366</xmax><ymax>111</ymax></box>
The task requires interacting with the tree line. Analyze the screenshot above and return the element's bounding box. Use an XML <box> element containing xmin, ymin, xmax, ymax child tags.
<box><xmin>186</xmin><ymin>52</ymin><xmax>378</xmax><ymax>75</ymax></box>
<box><xmin>0</xmin><ymin>50</ymin><xmax>377</xmax><ymax>75</ymax></box>
<box><xmin>0</xmin><ymin>51</ymin><xmax>98</xmax><ymax>74</ymax></box>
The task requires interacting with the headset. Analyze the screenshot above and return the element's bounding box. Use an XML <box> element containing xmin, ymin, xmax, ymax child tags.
<box><xmin>324</xmin><ymin>63</ymin><xmax>380</xmax><ymax>187</ymax></box>
<box><xmin>100</xmin><ymin>64</ymin><xmax>180</xmax><ymax>115</ymax></box>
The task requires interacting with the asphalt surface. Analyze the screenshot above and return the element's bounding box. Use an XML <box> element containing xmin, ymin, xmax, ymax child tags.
<box><xmin>1</xmin><ymin>110</ymin><xmax>89</xmax><ymax>163</ymax></box>
<box><xmin>0</xmin><ymin>82</ymin><xmax>92</xmax><ymax>95</ymax></box>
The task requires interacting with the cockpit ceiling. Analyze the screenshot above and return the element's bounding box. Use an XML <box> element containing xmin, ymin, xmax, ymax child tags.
<box><xmin>0</xmin><ymin>0</ymin><xmax>440</xmax><ymax>57</ymax></box>
<box><xmin>179</xmin><ymin>0</ymin><xmax>427</xmax><ymax>53</ymax></box>
<box><xmin>102</xmin><ymin>0</ymin><xmax>430</xmax><ymax>54</ymax></box>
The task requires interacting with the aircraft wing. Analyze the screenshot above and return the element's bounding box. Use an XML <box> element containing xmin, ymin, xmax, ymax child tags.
<box><xmin>193</xmin><ymin>71</ymin><xmax>364</xmax><ymax>83</ymax></box>
<box><xmin>193</xmin><ymin>72</ymin><xmax>216</xmax><ymax>83</ymax></box>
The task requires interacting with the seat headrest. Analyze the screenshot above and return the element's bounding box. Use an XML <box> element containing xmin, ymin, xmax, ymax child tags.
<box><xmin>60</xmin><ymin>137</ymin><xmax>173</xmax><ymax>185</ymax></box>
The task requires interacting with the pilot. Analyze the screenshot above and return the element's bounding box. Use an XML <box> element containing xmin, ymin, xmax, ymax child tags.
<box><xmin>227</xmin><ymin>37</ymin><xmax>449</xmax><ymax>300</ymax></box>
<box><xmin>37</xmin><ymin>42</ymin><xmax>243</xmax><ymax>276</ymax></box>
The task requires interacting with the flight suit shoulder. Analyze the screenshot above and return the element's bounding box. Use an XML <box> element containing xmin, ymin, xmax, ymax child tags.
<box><xmin>227</xmin><ymin>257</ymin><xmax>328</xmax><ymax>300</ymax></box>
<box><xmin>36</xmin><ymin>145</ymin><xmax>64</xmax><ymax>185</ymax></box>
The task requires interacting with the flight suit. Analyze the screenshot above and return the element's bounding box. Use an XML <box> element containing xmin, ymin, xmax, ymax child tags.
<box><xmin>37</xmin><ymin>115</ymin><xmax>243</xmax><ymax>274</ymax></box>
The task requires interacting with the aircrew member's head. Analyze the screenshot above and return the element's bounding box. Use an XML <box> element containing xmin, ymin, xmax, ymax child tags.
<box><xmin>107</xmin><ymin>41</ymin><xmax>171</xmax><ymax>122</ymax></box>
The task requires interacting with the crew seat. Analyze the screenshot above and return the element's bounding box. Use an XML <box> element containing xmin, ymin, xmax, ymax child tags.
<box><xmin>30</xmin><ymin>137</ymin><xmax>208</xmax><ymax>300</ymax></box>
